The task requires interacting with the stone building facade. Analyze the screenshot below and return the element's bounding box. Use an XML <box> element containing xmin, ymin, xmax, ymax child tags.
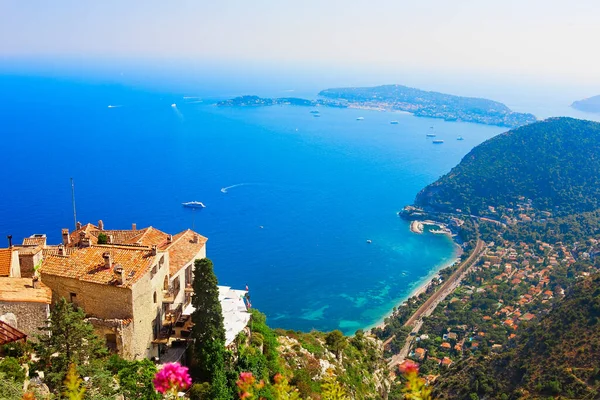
<box><xmin>0</xmin><ymin>277</ymin><xmax>52</xmax><ymax>340</ymax></box>
<box><xmin>40</xmin><ymin>222</ymin><xmax>207</xmax><ymax>360</ymax></box>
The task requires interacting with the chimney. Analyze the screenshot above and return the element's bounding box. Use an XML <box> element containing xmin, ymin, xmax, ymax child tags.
<box><xmin>132</xmin><ymin>223</ymin><xmax>137</xmax><ymax>231</ymax></box>
<box><xmin>167</xmin><ymin>234</ymin><xmax>173</xmax><ymax>244</ymax></box>
<box><xmin>62</xmin><ymin>229</ymin><xmax>71</xmax><ymax>246</ymax></box>
<box><xmin>98</xmin><ymin>220</ymin><xmax>104</xmax><ymax>230</ymax></box>
<box><xmin>76</xmin><ymin>221</ymin><xmax>82</xmax><ymax>230</ymax></box>
<box><xmin>7</xmin><ymin>235</ymin><xmax>12</xmax><ymax>248</ymax></box>
<box><xmin>107</xmin><ymin>234</ymin><xmax>113</xmax><ymax>244</ymax></box>
<box><xmin>192</xmin><ymin>235</ymin><xmax>199</xmax><ymax>244</ymax></box>
<box><xmin>151</xmin><ymin>245</ymin><xmax>157</xmax><ymax>256</ymax></box>
<box><xmin>79</xmin><ymin>232</ymin><xmax>90</xmax><ymax>248</ymax></box>
<box><xmin>58</xmin><ymin>244</ymin><xmax>65</xmax><ymax>256</ymax></box>
<box><xmin>113</xmin><ymin>264</ymin><xmax>124</xmax><ymax>285</ymax></box>
<box><xmin>32</xmin><ymin>275</ymin><xmax>40</xmax><ymax>289</ymax></box>
<box><xmin>102</xmin><ymin>252</ymin><xmax>112</xmax><ymax>269</ymax></box>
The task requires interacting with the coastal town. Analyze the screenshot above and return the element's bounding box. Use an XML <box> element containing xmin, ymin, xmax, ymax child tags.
<box><xmin>376</xmin><ymin>200</ymin><xmax>600</xmax><ymax>385</ymax></box>
<box><xmin>0</xmin><ymin>221</ymin><xmax>251</xmax><ymax>364</ymax></box>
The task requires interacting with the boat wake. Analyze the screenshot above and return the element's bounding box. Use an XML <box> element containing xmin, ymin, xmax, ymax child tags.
<box><xmin>220</xmin><ymin>183</ymin><xmax>254</xmax><ymax>193</ymax></box>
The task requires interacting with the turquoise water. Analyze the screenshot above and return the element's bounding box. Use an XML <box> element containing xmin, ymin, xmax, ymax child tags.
<box><xmin>0</xmin><ymin>75</ymin><xmax>504</xmax><ymax>334</ymax></box>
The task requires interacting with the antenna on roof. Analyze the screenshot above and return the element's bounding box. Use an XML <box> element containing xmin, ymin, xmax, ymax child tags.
<box><xmin>71</xmin><ymin>178</ymin><xmax>77</xmax><ymax>230</ymax></box>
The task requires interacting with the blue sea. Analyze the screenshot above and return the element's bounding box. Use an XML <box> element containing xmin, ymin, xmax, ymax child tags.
<box><xmin>0</xmin><ymin>73</ymin><xmax>509</xmax><ymax>334</ymax></box>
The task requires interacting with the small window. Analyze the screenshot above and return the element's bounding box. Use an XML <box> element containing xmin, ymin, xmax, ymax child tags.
<box><xmin>151</xmin><ymin>264</ymin><xmax>158</xmax><ymax>278</ymax></box>
<box><xmin>153</xmin><ymin>291</ymin><xmax>157</xmax><ymax>303</ymax></box>
<box><xmin>105</xmin><ymin>333</ymin><xmax>117</xmax><ymax>353</ymax></box>
<box><xmin>69</xmin><ymin>292</ymin><xmax>77</xmax><ymax>303</ymax></box>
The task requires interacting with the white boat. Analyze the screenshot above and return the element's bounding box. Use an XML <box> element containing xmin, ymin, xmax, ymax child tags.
<box><xmin>313</xmin><ymin>114</ymin><xmax>321</xmax><ymax>117</ymax></box>
<box><xmin>457</xmin><ymin>136</ymin><xmax>464</xmax><ymax>141</ymax></box>
<box><xmin>366</xmin><ymin>239</ymin><xmax>372</xmax><ymax>244</ymax></box>
<box><xmin>171</xmin><ymin>103</ymin><xmax>177</xmax><ymax>108</ymax></box>
<box><xmin>310</xmin><ymin>110</ymin><xmax>320</xmax><ymax>114</ymax></box>
<box><xmin>390</xmin><ymin>120</ymin><xmax>399</xmax><ymax>124</ymax></box>
<box><xmin>426</xmin><ymin>133</ymin><xmax>436</xmax><ymax>137</ymax></box>
<box><xmin>432</xmin><ymin>139</ymin><xmax>444</xmax><ymax>144</ymax></box>
<box><xmin>182</xmin><ymin>201</ymin><xmax>205</xmax><ymax>209</ymax></box>
<box><xmin>356</xmin><ymin>117</ymin><xmax>364</xmax><ymax>121</ymax></box>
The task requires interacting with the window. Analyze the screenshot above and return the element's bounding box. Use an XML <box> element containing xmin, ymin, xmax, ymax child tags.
<box><xmin>151</xmin><ymin>264</ymin><xmax>157</xmax><ymax>278</ymax></box>
<box><xmin>105</xmin><ymin>333</ymin><xmax>117</xmax><ymax>353</ymax></box>
<box><xmin>69</xmin><ymin>292</ymin><xmax>77</xmax><ymax>303</ymax></box>
<box><xmin>153</xmin><ymin>291</ymin><xmax>157</xmax><ymax>303</ymax></box>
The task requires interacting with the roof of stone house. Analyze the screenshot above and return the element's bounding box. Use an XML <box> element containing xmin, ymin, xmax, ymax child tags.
<box><xmin>127</xmin><ymin>227</ymin><xmax>170</xmax><ymax>247</ymax></box>
<box><xmin>0</xmin><ymin>248</ymin><xmax>14</xmax><ymax>277</ymax></box>
<box><xmin>0</xmin><ymin>320</ymin><xmax>27</xmax><ymax>345</ymax></box>
<box><xmin>68</xmin><ymin>223</ymin><xmax>100</xmax><ymax>246</ymax></box>
<box><xmin>43</xmin><ymin>246</ymin><xmax>76</xmax><ymax>257</ymax></box>
<box><xmin>15</xmin><ymin>245</ymin><xmax>43</xmax><ymax>256</ymax></box>
<box><xmin>40</xmin><ymin>245</ymin><xmax>155</xmax><ymax>288</ymax></box>
<box><xmin>0</xmin><ymin>277</ymin><xmax>52</xmax><ymax>304</ymax></box>
<box><xmin>64</xmin><ymin>223</ymin><xmax>206</xmax><ymax>276</ymax></box>
<box><xmin>22</xmin><ymin>236</ymin><xmax>47</xmax><ymax>247</ymax></box>
<box><xmin>163</xmin><ymin>229</ymin><xmax>207</xmax><ymax>275</ymax></box>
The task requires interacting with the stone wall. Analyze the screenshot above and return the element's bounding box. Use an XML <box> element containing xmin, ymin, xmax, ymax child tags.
<box><xmin>0</xmin><ymin>301</ymin><xmax>49</xmax><ymax>340</ymax></box>
<box><xmin>131</xmin><ymin>251</ymin><xmax>170</xmax><ymax>359</ymax></box>
<box><xmin>40</xmin><ymin>274</ymin><xmax>134</xmax><ymax>320</ymax></box>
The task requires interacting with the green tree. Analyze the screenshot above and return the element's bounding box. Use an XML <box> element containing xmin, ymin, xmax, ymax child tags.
<box><xmin>115</xmin><ymin>358</ymin><xmax>160</xmax><ymax>400</ymax></box>
<box><xmin>35</xmin><ymin>297</ymin><xmax>108</xmax><ymax>390</ymax></box>
<box><xmin>325</xmin><ymin>330</ymin><xmax>347</xmax><ymax>361</ymax></box>
<box><xmin>190</xmin><ymin>258</ymin><xmax>230</xmax><ymax>399</ymax></box>
<box><xmin>97</xmin><ymin>233</ymin><xmax>108</xmax><ymax>244</ymax></box>
<box><xmin>0</xmin><ymin>357</ymin><xmax>25</xmax><ymax>383</ymax></box>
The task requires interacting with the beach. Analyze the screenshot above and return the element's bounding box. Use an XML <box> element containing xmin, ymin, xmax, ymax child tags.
<box><xmin>366</xmin><ymin>241</ymin><xmax>463</xmax><ymax>333</ymax></box>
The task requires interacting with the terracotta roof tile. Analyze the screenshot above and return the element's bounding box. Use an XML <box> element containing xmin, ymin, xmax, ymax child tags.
<box><xmin>15</xmin><ymin>245</ymin><xmax>42</xmax><ymax>256</ymax></box>
<box><xmin>0</xmin><ymin>249</ymin><xmax>14</xmax><ymax>277</ymax></box>
<box><xmin>164</xmin><ymin>229</ymin><xmax>207</xmax><ymax>275</ymax></box>
<box><xmin>41</xmin><ymin>245</ymin><xmax>155</xmax><ymax>288</ymax></box>
<box><xmin>0</xmin><ymin>277</ymin><xmax>52</xmax><ymax>304</ymax></box>
<box><xmin>22</xmin><ymin>236</ymin><xmax>47</xmax><ymax>247</ymax></box>
<box><xmin>126</xmin><ymin>227</ymin><xmax>170</xmax><ymax>247</ymax></box>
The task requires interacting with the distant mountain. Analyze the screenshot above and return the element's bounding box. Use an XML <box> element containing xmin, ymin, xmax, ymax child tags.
<box><xmin>433</xmin><ymin>273</ymin><xmax>600</xmax><ymax>399</ymax></box>
<box><xmin>414</xmin><ymin>117</ymin><xmax>600</xmax><ymax>216</ymax></box>
<box><xmin>571</xmin><ymin>95</ymin><xmax>600</xmax><ymax>113</ymax></box>
<box><xmin>319</xmin><ymin>85</ymin><xmax>537</xmax><ymax>128</ymax></box>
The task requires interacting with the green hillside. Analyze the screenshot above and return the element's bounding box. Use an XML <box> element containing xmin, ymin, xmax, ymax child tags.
<box><xmin>415</xmin><ymin>117</ymin><xmax>600</xmax><ymax>216</ymax></box>
<box><xmin>433</xmin><ymin>273</ymin><xmax>600</xmax><ymax>399</ymax></box>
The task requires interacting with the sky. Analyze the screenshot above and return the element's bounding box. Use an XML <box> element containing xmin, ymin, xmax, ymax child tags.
<box><xmin>1</xmin><ymin>0</ymin><xmax>600</xmax><ymax>89</ymax></box>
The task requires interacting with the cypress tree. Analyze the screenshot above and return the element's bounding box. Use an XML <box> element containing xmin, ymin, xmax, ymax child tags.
<box><xmin>190</xmin><ymin>258</ymin><xmax>230</xmax><ymax>398</ymax></box>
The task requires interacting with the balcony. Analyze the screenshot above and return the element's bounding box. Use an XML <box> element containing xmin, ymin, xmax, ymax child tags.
<box><xmin>162</xmin><ymin>288</ymin><xmax>175</xmax><ymax>303</ymax></box>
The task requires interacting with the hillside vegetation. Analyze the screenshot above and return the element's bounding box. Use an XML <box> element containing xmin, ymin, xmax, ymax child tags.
<box><xmin>415</xmin><ymin>118</ymin><xmax>600</xmax><ymax>216</ymax></box>
<box><xmin>433</xmin><ymin>273</ymin><xmax>600</xmax><ymax>399</ymax></box>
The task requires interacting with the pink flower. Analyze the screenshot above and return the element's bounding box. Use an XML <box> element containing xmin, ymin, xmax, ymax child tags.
<box><xmin>153</xmin><ymin>363</ymin><xmax>192</xmax><ymax>394</ymax></box>
<box><xmin>398</xmin><ymin>360</ymin><xmax>419</xmax><ymax>375</ymax></box>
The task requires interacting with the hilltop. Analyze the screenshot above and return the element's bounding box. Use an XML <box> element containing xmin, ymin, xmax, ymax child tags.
<box><xmin>571</xmin><ymin>95</ymin><xmax>600</xmax><ymax>113</ymax></box>
<box><xmin>319</xmin><ymin>84</ymin><xmax>537</xmax><ymax>128</ymax></box>
<box><xmin>414</xmin><ymin>117</ymin><xmax>600</xmax><ymax>217</ymax></box>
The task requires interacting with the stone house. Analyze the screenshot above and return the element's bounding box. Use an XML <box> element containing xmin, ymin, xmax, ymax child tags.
<box><xmin>0</xmin><ymin>247</ymin><xmax>21</xmax><ymax>278</ymax></box>
<box><xmin>0</xmin><ymin>277</ymin><xmax>52</xmax><ymax>340</ymax></box>
<box><xmin>40</xmin><ymin>222</ymin><xmax>207</xmax><ymax>360</ymax></box>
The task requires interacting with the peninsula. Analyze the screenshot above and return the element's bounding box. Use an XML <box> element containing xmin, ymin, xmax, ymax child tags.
<box><xmin>216</xmin><ymin>95</ymin><xmax>347</xmax><ymax>108</ymax></box>
<box><xmin>217</xmin><ymin>85</ymin><xmax>537</xmax><ymax>128</ymax></box>
<box><xmin>571</xmin><ymin>94</ymin><xmax>600</xmax><ymax>113</ymax></box>
<box><xmin>319</xmin><ymin>85</ymin><xmax>537</xmax><ymax>128</ymax></box>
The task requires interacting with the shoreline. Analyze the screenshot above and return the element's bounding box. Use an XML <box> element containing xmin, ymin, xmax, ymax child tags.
<box><xmin>365</xmin><ymin>239</ymin><xmax>463</xmax><ymax>333</ymax></box>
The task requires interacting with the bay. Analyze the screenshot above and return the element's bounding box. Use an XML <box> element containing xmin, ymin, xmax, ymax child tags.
<box><xmin>0</xmin><ymin>75</ymin><xmax>504</xmax><ymax>334</ymax></box>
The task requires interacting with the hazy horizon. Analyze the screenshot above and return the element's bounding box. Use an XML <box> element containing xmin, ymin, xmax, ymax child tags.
<box><xmin>2</xmin><ymin>0</ymin><xmax>600</xmax><ymax>89</ymax></box>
